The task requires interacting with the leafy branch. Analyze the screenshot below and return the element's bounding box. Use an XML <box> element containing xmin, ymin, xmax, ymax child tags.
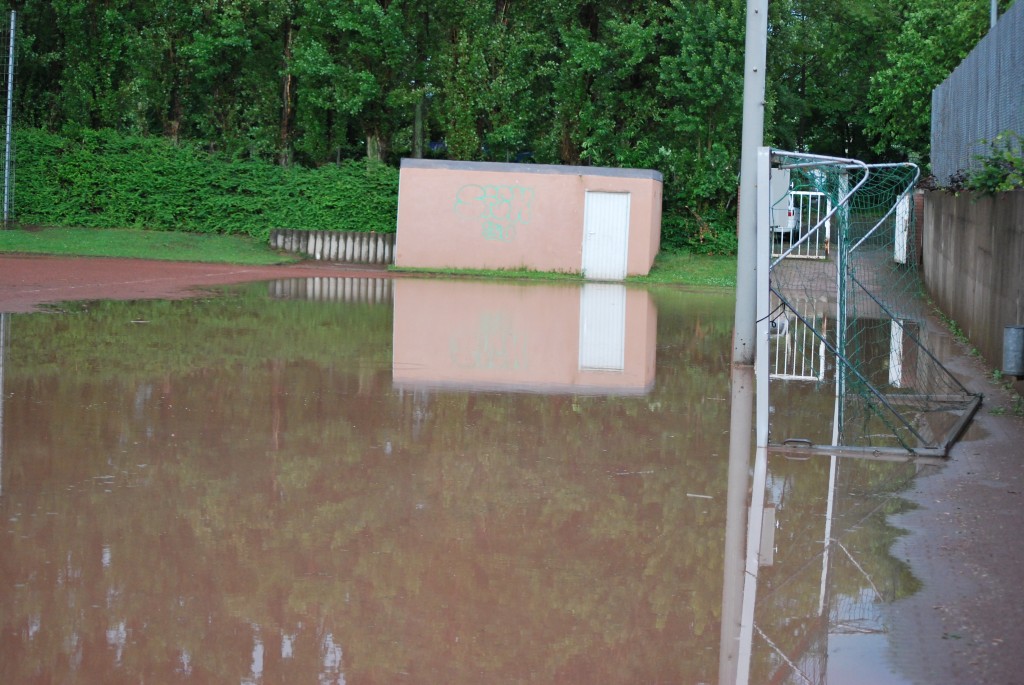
<box><xmin>965</xmin><ymin>131</ymin><xmax>1024</xmax><ymax>195</ymax></box>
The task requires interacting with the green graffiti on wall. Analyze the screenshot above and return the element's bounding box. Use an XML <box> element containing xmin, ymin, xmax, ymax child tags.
<box><xmin>448</xmin><ymin>312</ymin><xmax>528</xmax><ymax>370</ymax></box>
<box><xmin>454</xmin><ymin>184</ymin><xmax>534</xmax><ymax>242</ymax></box>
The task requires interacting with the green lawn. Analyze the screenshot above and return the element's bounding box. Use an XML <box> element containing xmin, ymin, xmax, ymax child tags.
<box><xmin>0</xmin><ymin>225</ymin><xmax>736</xmax><ymax>287</ymax></box>
<box><xmin>0</xmin><ymin>226</ymin><xmax>302</xmax><ymax>266</ymax></box>
<box><xmin>630</xmin><ymin>250</ymin><xmax>736</xmax><ymax>287</ymax></box>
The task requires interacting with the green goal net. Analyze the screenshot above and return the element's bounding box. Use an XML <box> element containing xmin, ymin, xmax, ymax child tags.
<box><xmin>765</xmin><ymin>150</ymin><xmax>980</xmax><ymax>457</ymax></box>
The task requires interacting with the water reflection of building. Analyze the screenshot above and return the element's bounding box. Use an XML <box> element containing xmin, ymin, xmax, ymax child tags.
<box><xmin>392</xmin><ymin>280</ymin><xmax>656</xmax><ymax>395</ymax></box>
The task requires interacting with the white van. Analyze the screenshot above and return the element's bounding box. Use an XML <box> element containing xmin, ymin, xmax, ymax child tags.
<box><xmin>769</xmin><ymin>168</ymin><xmax>799</xmax><ymax>238</ymax></box>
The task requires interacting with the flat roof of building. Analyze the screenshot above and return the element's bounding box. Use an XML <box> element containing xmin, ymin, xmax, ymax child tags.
<box><xmin>400</xmin><ymin>158</ymin><xmax>663</xmax><ymax>182</ymax></box>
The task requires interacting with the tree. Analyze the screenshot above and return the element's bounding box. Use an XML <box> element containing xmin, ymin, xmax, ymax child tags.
<box><xmin>767</xmin><ymin>0</ymin><xmax>902</xmax><ymax>160</ymax></box>
<box><xmin>865</xmin><ymin>0</ymin><xmax>1002</xmax><ymax>163</ymax></box>
<box><xmin>653</xmin><ymin>0</ymin><xmax>745</xmax><ymax>251</ymax></box>
<box><xmin>291</xmin><ymin>0</ymin><xmax>433</xmax><ymax>164</ymax></box>
<box><xmin>12</xmin><ymin>0</ymin><xmax>1008</xmax><ymax>251</ymax></box>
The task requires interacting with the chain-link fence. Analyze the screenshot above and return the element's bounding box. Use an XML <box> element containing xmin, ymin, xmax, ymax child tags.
<box><xmin>931</xmin><ymin>0</ymin><xmax>1024</xmax><ymax>185</ymax></box>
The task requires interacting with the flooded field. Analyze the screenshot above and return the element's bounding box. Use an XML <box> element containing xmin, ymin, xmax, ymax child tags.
<box><xmin>0</xmin><ymin>277</ymin><xmax>926</xmax><ymax>683</ymax></box>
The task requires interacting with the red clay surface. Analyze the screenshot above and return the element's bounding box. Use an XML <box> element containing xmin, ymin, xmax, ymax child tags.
<box><xmin>0</xmin><ymin>254</ymin><xmax>397</xmax><ymax>313</ymax></box>
<box><xmin>1</xmin><ymin>254</ymin><xmax>1022</xmax><ymax>683</ymax></box>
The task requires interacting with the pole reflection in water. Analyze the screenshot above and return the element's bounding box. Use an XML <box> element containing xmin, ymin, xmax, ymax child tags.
<box><xmin>719</xmin><ymin>364</ymin><xmax>754</xmax><ymax>685</ymax></box>
<box><xmin>0</xmin><ymin>280</ymin><xmax>924</xmax><ymax>684</ymax></box>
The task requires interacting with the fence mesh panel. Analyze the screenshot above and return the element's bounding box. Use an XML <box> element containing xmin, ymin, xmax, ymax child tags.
<box><xmin>767</xmin><ymin>151</ymin><xmax>979</xmax><ymax>455</ymax></box>
<box><xmin>931</xmin><ymin>0</ymin><xmax>1024</xmax><ymax>184</ymax></box>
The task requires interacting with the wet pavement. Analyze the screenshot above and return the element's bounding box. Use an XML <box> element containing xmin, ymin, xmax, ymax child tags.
<box><xmin>0</xmin><ymin>271</ymin><xmax>963</xmax><ymax>684</ymax></box>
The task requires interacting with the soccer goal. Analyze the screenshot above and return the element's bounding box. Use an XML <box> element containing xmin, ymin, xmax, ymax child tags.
<box><xmin>756</xmin><ymin>148</ymin><xmax>981</xmax><ymax>459</ymax></box>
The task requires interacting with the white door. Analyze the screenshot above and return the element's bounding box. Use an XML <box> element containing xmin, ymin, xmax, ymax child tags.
<box><xmin>578</xmin><ymin>283</ymin><xmax>626</xmax><ymax>371</ymax></box>
<box><xmin>582</xmin><ymin>191</ymin><xmax>630</xmax><ymax>280</ymax></box>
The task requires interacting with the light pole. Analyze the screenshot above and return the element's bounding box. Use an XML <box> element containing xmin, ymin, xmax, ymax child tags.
<box><xmin>3</xmin><ymin>10</ymin><xmax>15</xmax><ymax>227</ymax></box>
<box><xmin>732</xmin><ymin>0</ymin><xmax>769</xmax><ymax>366</ymax></box>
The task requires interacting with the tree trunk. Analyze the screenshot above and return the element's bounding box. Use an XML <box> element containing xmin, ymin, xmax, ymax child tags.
<box><xmin>413</xmin><ymin>97</ymin><xmax>424</xmax><ymax>159</ymax></box>
<box><xmin>366</xmin><ymin>130</ymin><xmax>386</xmax><ymax>163</ymax></box>
<box><xmin>165</xmin><ymin>40</ymin><xmax>182</xmax><ymax>144</ymax></box>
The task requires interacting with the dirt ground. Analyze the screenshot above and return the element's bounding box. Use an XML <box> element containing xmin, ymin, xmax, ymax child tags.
<box><xmin>0</xmin><ymin>254</ymin><xmax>396</xmax><ymax>313</ymax></box>
<box><xmin>1</xmin><ymin>253</ymin><xmax>1022</xmax><ymax>684</ymax></box>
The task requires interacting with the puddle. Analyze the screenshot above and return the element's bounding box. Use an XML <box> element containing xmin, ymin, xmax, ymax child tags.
<box><xmin>0</xmin><ymin>279</ymin><xmax>924</xmax><ymax>683</ymax></box>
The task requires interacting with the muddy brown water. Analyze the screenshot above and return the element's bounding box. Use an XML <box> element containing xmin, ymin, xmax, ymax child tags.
<box><xmin>0</xmin><ymin>277</ymin><xmax>924</xmax><ymax>683</ymax></box>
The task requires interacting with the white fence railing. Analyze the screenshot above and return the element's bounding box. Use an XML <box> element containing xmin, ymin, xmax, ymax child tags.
<box><xmin>269</xmin><ymin>229</ymin><xmax>395</xmax><ymax>264</ymax></box>
<box><xmin>770</xmin><ymin>298</ymin><xmax>828</xmax><ymax>382</ymax></box>
<box><xmin>771</xmin><ymin>191</ymin><xmax>832</xmax><ymax>261</ymax></box>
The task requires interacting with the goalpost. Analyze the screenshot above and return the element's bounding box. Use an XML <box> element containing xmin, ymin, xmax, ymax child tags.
<box><xmin>756</xmin><ymin>147</ymin><xmax>980</xmax><ymax>459</ymax></box>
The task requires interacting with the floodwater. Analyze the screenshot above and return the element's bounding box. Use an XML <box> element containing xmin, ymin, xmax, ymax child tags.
<box><xmin>0</xmin><ymin>277</ymin><xmax>925</xmax><ymax>684</ymax></box>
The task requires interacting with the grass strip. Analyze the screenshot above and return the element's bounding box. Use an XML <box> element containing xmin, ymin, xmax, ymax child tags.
<box><xmin>629</xmin><ymin>251</ymin><xmax>737</xmax><ymax>288</ymax></box>
<box><xmin>0</xmin><ymin>226</ymin><xmax>301</xmax><ymax>266</ymax></box>
<box><xmin>0</xmin><ymin>226</ymin><xmax>737</xmax><ymax>287</ymax></box>
<box><xmin>387</xmin><ymin>265</ymin><xmax>585</xmax><ymax>283</ymax></box>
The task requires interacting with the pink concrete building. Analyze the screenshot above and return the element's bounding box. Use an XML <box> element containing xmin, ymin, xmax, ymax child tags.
<box><xmin>395</xmin><ymin>159</ymin><xmax>663</xmax><ymax>279</ymax></box>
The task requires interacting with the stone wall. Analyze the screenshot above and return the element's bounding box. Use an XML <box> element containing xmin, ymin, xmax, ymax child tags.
<box><xmin>923</xmin><ymin>190</ymin><xmax>1024</xmax><ymax>387</ymax></box>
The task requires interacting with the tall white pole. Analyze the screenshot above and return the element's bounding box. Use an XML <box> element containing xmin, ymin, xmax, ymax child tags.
<box><xmin>732</xmin><ymin>0</ymin><xmax>769</xmax><ymax>365</ymax></box>
<box><xmin>724</xmin><ymin>6</ymin><xmax>769</xmax><ymax>680</ymax></box>
<box><xmin>991</xmin><ymin>0</ymin><xmax>998</xmax><ymax>28</ymax></box>
<box><xmin>3</xmin><ymin>10</ymin><xmax>15</xmax><ymax>227</ymax></box>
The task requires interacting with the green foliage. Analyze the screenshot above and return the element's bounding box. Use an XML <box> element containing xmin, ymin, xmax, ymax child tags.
<box><xmin>660</xmin><ymin>205</ymin><xmax>738</xmax><ymax>256</ymax></box>
<box><xmin>767</xmin><ymin>0</ymin><xmax>901</xmax><ymax>158</ymax></box>
<box><xmin>966</xmin><ymin>132</ymin><xmax>1024</xmax><ymax>194</ymax></box>
<box><xmin>15</xmin><ymin>128</ymin><xmax>399</xmax><ymax>239</ymax></box>
<box><xmin>10</xmin><ymin>0</ymin><xmax>989</xmax><ymax>254</ymax></box>
<box><xmin>864</xmin><ymin>0</ymin><xmax>1014</xmax><ymax>161</ymax></box>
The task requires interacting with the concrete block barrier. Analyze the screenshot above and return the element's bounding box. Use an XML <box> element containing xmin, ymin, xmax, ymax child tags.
<box><xmin>269</xmin><ymin>229</ymin><xmax>396</xmax><ymax>265</ymax></box>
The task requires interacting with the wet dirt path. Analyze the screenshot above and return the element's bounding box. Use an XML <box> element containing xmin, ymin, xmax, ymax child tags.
<box><xmin>884</xmin><ymin>343</ymin><xmax>1024</xmax><ymax>684</ymax></box>
<box><xmin>0</xmin><ymin>254</ymin><xmax>394</xmax><ymax>313</ymax></box>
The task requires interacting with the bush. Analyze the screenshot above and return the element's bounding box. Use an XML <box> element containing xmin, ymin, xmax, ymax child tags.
<box><xmin>965</xmin><ymin>131</ymin><xmax>1024</xmax><ymax>194</ymax></box>
<box><xmin>660</xmin><ymin>204</ymin><xmax>737</xmax><ymax>255</ymax></box>
<box><xmin>14</xmin><ymin>128</ymin><xmax>399</xmax><ymax>239</ymax></box>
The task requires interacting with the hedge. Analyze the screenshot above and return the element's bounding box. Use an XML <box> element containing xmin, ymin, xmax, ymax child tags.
<box><xmin>14</xmin><ymin>128</ymin><xmax>399</xmax><ymax>240</ymax></box>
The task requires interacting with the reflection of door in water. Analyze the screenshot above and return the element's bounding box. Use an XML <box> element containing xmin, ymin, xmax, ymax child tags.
<box><xmin>579</xmin><ymin>283</ymin><xmax>626</xmax><ymax>371</ymax></box>
<box><xmin>582</xmin><ymin>191</ymin><xmax>630</xmax><ymax>280</ymax></box>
